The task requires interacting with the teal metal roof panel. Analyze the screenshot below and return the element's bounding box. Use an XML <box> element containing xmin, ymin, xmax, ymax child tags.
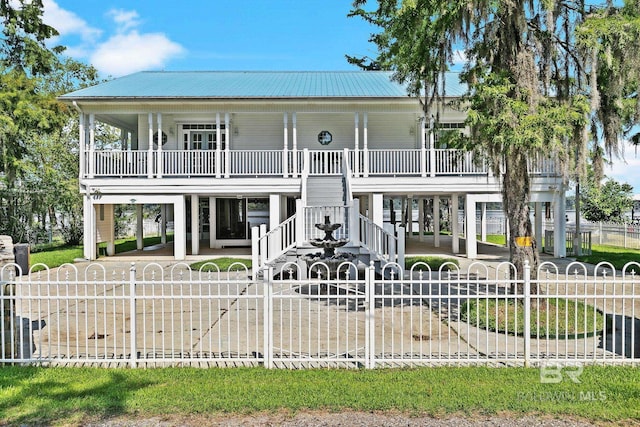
<box><xmin>60</xmin><ymin>71</ymin><xmax>467</xmax><ymax>100</ymax></box>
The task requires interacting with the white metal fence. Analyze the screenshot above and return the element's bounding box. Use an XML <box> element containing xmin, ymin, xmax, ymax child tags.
<box><xmin>2</xmin><ymin>260</ymin><xmax>638</xmax><ymax>368</ymax></box>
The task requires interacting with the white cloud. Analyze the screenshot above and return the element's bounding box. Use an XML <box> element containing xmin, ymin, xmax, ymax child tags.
<box><xmin>107</xmin><ymin>9</ymin><xmax>141</xmax><ymax>34</ymax></box>
<box><xmin>42</xmin><ymin>0</ymin><xmax>101</xmax><ymax>43</ymax></box>
<box><xmin>41</xmin><ymin>1</ymin><xmax>185</xmax><ymax>77</ymax></box>
<box><xmin>604</xmin><ymin>155</ymin><xmax>640</xmax><ymax>191</ymax></box>
<box><xmin>90</xmin><ymin>32</ymin><xmax>184</xmax><ymax>77</ymax></box>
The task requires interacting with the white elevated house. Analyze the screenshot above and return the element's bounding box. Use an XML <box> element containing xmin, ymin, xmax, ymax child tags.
<box><xmin>59</xmin><ymin>71</ymin><xmax>567</xmax><ymax>269</ymax></box>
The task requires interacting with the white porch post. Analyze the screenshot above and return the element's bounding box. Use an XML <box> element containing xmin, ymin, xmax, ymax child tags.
<box><xmin>534</xmin><ymin>201</ymin><xmax>543</xmax><ymax>244</ymax></box>
<box><xmin>269</xmin><ymin>194</ymin><xmax>281</xmax><ymax>230</ymax></box>
<box><xmin>79</xmin><ymin>113</ymin><xmax>86</xmax><ymax>178</ymax></box>
<box><xmin>421</xmin><ymin>117</ymin><xmax>427</xmax><ymax>177</ymax></box>
<box><xmin>88</xmin><ymin>113</ymin><xmax>95</xmax><ymax>178</ymax></box>
<box><xmin>418</xmin><ymin>198</ymin><xmax>425</xmax><ymax>242</ymax></box>
<box><xmin>83</xmin><ymin>194</ymin><xmax>95</xmax><ymax>260</ymax></box>
<box><xmin>466</xmin><ymin>195</ymin><xmax>478</xmax><ymax>259</ymax></box>
<box><xmin>371</xmin><ymin>193</ymin><xmax>383</xmax><ymax>227</ymax></box>
<box><xmin>283</xmin><ymin>113</ymin><xmax>289</xmax><ymax>178</ymax></box>
<box><xmin>481</xmin><ymin>202</ymin><xmax>487</xmax><ymax>242</ymax></box>
<box><xmin>553</xmin><ymin>190</ymin><xmax>567</xmax><ymax>257</ymax></box>
<box><xmin>295</xmin><ymin>199</ymin><xmax>305</xmax><ymax>245</ymax></box>
<box><xmin>354</xmin><ymin>113</ymin><xmax>360</xmax><ymax>176</ymax></box>
<box><xmin>209</xmin><ymin>197</ymin><xmax>216</xmax><ymax>249</ymax></box>
<box><xmin>147</xmin><ymin>113</ymin><xmax>154</xmax><ymax>178</ymax></box>
<box><xmin>136</xmin><ymin>204</ymin><xmax>144</xmax><ymax>250</ymax></box>
<box><xmin>363</xmin><ymin>112</ymin><xmax>369</xmax><ymax>177</ymax></box>
<box><xmin>350</xmin><ymin>198</ymin><xmax>360</xmax><ymax>246</ymax></box>
<box><xmin>292</xmin><ymin>113</ymin><xmax>298</xmax><ymax>177</ymax></box>
<box><xmin>224</xmin><ymin>113</ymin><xmax>230</xmax><ymax>178</ymax></box>
<box><xmin>174</xmin><ymin>199</ymin><xmax>186</xmax><ymax>260</ymax></box>
<box><xmin>215</xmin><ymin>113</ymin><xmax>221</xmax><ymax>178</ymax></box>
<box><xmin>156</xmin><ymin>113</ymin><xmax>163</xmax><ymax>178</ymax></box>
<box><xmin>433</xmin><ymin>195</ymin><xmax>441</xmax><ymax>247</ymax></box>
<box><xmin>407</xmin><ymin>195</ymin><xmax>414</xmax><ymax>239</ymax></box>
<box><xmin>191</xmin><ymin>195</ymin><xmax>200</xmax><ymax>255</ymax></box>
<box><xmin>160</xmin><ymin>204</ymin><xmax>167</xmax><ymax>244</ymax></box>
<box><xmin>452</xmin><ymin>194</ymin><xmax>460</xmax><ymax>254</ymax></box>
<box><xmin>106</xmin><ymin>204</ymin><xmax>115</xmax><ymax>256</ymax></box>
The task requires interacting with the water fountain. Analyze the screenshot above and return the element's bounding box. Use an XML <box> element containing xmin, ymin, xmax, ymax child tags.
<box><xmin>303</xmin><ymin>215</ymin><xmax>355</xmax><ymax>281</ymax></box>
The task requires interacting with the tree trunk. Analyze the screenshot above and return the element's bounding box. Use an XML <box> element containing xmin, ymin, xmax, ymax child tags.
<box><xmin>503</xmin><ymin>148</ymin><xmax>539</xmax><ymax>294</ymax></box>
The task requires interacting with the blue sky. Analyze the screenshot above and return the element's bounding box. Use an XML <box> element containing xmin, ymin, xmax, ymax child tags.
<box><xmin>43</xmin><ymin>0</ymin><xmax>640</xmax><ymax>192</ymax></box>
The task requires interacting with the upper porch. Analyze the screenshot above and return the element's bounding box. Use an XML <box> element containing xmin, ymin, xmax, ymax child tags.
<box><xmin>84</xmin><ymin>147</ymin><xmax>558</xmax><ymax>180</ymax></box>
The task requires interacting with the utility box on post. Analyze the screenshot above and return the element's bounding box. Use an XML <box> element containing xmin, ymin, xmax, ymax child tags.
<box><xmin>14</xmin><ymin>244</ymin><xmax>29</xmax><ymax>276</ymax></box>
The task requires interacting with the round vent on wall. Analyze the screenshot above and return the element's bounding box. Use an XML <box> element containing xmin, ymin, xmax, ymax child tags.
<box><xmin>317</xmin><ymin>130</ymin><xmax>332</xmax><ymax>146</ymax></box>
<box><xmin>153</xmin><ymin>131</ymin><xmax>168</xmax><ymax>146</ymax></box>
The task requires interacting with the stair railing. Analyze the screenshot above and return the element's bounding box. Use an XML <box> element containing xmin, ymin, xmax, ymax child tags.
<box><xmin>251</xmin><ymin>213</ymin><xmax>298</xmax><ymax>279</ymax></box>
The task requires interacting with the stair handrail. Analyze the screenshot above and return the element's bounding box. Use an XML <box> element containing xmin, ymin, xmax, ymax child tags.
<box><xmin>358</xmin><ymin>214</ymin><xmax>403</xmax><ymax>265</ymax></box>
<box><xmin>251</xmin><ymin>213</ymin><xmax>298</xmax><ymax>278</ymax></box>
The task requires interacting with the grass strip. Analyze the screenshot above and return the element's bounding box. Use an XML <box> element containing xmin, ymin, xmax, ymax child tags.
<box><xmin>405</xmin><ymin>256</ymin><xmax>459</xmax><ymax>271</ymax></box>
<box><xmin>189</xmin><ymin>257</ymin><xmax>252</xmax><ymax>272</ymax></box>
<box><xmin>461</xmin><ymin>298</ymin><xmax>606</xmax><ymax>338</ymax></box>
<box><xmin>575</xmin><ymin>244</ymin><xmax>640</xmax><ymax>273</ymax></box>
<box><xmin>0</xmin><ymin>366</ymin><xmax>638</xmax><ymax>425</ymax></box>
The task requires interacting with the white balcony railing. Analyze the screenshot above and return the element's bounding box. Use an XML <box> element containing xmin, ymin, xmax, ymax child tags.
<box><xmin>86</xmin><ymin>148</ymin><xmax>559</xmax><ymax>179</ymax></box>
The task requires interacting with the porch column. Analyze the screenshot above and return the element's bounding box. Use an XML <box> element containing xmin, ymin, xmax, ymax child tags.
<box><xmin>465</xmin><ymin>195</ymin><xmax>478</xmax><ymax>259</ymax></box>
<box><xmin>173</xmin><ymin>199</ymin><xmax>186</xmax><ymax>260</ymax></box>
<box><xmin>79</xmin><ymin>113</ymin><xmax>86</xmax><ymax>178</ymax></box>
<box><xmin>480</xmin><ymin>202</ymin><xmax>487</xmax><ymax>242</ymax></box>
<box><xmin>269</xmin><ymin>194</ymin><xmax>281</xmax><ymax>230</ymax></box>
<box><xmin>156</xmin><ymin>113</ymin><xmax>163</xmax><ymax>178</ymax></box>
<box><xmin>433</xmin><ymin>195</ymin><xmax>441</xmax><ymax>247</ymax></box>
<box><xmin>88</xmin><ymin>113</ymin><xmax>95</xmax><ymax>178</ymax></box>
<box><xmin>82</xmin><ymin>195</ymin><xmax>96</xmax><ymax>260</ymax></box>
<box><xmin>209</xmin><ymin>197</ymin><xmax>216</xmax><ymax>249</ymax></box>
<box><xmin>407</xmin><ymin>195</ymin><xmax>414</xmax><ymax>239</ymax></box>
<box><xmin>283</xmin><ymin>113</ymin><xmax>289</xmax><ymax>178</ymax></box>
<box><xmin>147</xmin><ymin>113</ymin><xmax>154</xmax><ymax>178</ymax></box>
<box><xmin>215</xmin><ymin>113</ymin><xmax>221</xmax><ymax>178</ymax></box>
<box><xmin>292</xmin><ymin>113</ymin><xmax>298</xmax><ymax>177</ymax></box>
<box><xmin>160</xmin><ymin>204</ymin><xmax>167</xmax><ymax>244</ymax></box>
<box><xmin>421</xmin><ymin>117</ymin><xmax>427</xmax><ymax>177</ymax></box>
<box><xmin>224</xmin><ymin>113</ymin><xmax>230</xmax><ymax>178</ymax></box>
<box><xmin>534</xmin><ymin>202</ymin><xmax>543</xmax><ymax>244</ymax></box>
<box><xmin>553</xmin><ymin>190</ymin><xmax>566</xmax><ymax>257</ymax></box>
<box><xmin>191</xmin><ymin>195</ymin><xmax>200</xmax><ymax>255</ymax></box>
<box><xmin>371</xmin><ymin>193</ymin><xmax>383</xmax><ymax>227</ymax></box>
<box><xmin>452</xmin><ymin>194</ymin><xmax>460</xmax><ymax>254</ymax></box>
<box><xmin>120</xmin><ymin>128</ymin><xmax>127</xmax><ymax>151</ymax></box>
<box><xmin>136</xmin><ymin>204</ymin><xmax>144</xmax><ymax>250</ymax></box>
<box><xmin>354</xmin><ymin>113</ymin><xmax>360</xmax><ymax>176</ymax></box>
<box><xmin>418</xmin><ymin>197</ymin><xmax>425</xmax><ymax>242</ymax></box>
<box><xmin>106</xmin><ymin>204</ymin><xmax>116</xmax><ymax>256</ymax></box>
<box><xmin>363</xmin><ymin>112</ymin><xmax>369</xmax><ymax>177</ymax></box>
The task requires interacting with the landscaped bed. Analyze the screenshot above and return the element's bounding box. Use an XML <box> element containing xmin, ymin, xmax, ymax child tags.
<box><xmin>461</xmin><ymin>297</ymin><xmax>606</xmax><ymax>338</ymax></box>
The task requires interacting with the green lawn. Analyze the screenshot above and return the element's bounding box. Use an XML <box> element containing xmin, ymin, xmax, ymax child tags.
<box><xmin>0</xmin><ymin>366</ymin><xmax>638</xmax><ymax>425</ymax></box>
<box><xmin>575</xmin><ymin>244</ymin><xmax>640</xmax><ymax>273</ymax></box>
<box><xmin>28</xmin><ymin>235</ymin><xmax>174</xmax><ymax>271</ymax></box>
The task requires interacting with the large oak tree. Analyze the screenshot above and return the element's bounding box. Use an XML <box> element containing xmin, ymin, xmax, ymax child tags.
<box><xmin>350</xmin><ymin>0</ymin><xmax>640</xmax><ymax>280</ymax></box>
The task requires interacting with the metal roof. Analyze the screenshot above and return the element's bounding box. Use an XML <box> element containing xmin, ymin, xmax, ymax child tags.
<box><xmin>60</xmin><ymin>71</ymin><xmax>466</xmax><ymax>100</ymax></box>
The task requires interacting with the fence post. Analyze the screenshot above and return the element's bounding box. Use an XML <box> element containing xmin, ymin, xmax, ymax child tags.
<box><xmin>263</xmin><ymin>266</ymin><xmax>274</xmax><ymax>369</ymax></box>
<box><xmin>251</xmin><ymin>226</ymin><xmax>260</xmax><ymax>280</ymax></box>
<box><xmin>366</xmin><ymin>261</ymin><xmax>376</xmax><ymax>369</ymax></box>
<box><xmin>523</xmin><ymin>260</ymin><xmax>531</xmax><ymax>368</ymax></box>
<box><xmin>129</xmin><ymin>262</ymin><xmax>137</xmax><ymax>368</ymax></box>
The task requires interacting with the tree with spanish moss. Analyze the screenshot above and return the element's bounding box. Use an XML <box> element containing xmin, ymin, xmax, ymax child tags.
<box><xmin>349</xmin><ymin>0</ymin><xmax>640</xmax><ymax>283</ymax></box>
